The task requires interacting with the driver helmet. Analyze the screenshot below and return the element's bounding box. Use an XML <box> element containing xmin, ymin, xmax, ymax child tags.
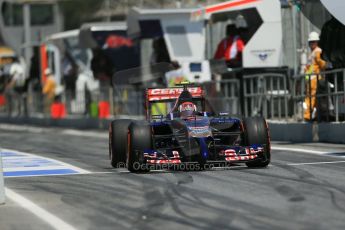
<box><xmin>179</xmin><ymin>102</ymin><xmax>197</xmax><ymax>118</ymax></box>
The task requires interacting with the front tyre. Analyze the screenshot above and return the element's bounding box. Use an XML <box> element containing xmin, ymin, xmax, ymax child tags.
<box><xmin>127</xmin><ymin>122</ymin><xmax>152</xmax><ymax>173</ymax></box>
<box><xmin>109</xmin><ymin>119</ymin><xmax>132</xmax><ymax>168</ymax></box>
<box><xmin>242</xmin><ymin>117</ymin><xmax>271</xmax><ymax>168</ymax></box>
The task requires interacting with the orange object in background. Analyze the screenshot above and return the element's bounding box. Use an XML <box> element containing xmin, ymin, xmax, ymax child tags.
<box><xmin>0</xmin><ymin>95</ymin><xmax>5</xmax><ymax>106</ymax></box>
<box><xmin>51</xmin><ymin>102</ymin><xmax>66</xmax><ymax>119</ymax></box>
<box><xmin>98</xmin><ymin>101</ymin><xmax>110</xmax><ymax>119</ymax></box>
<box><xmin>40</xmin><ymin>45</ymin><xmax>48</xmax><ymax>84</ymax></box>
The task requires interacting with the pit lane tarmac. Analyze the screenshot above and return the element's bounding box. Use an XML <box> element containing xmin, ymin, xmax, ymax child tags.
<box><xmin>0</xmin><ymin>124</ymin><xmax>345</xmax><ymax>230</ymax></box>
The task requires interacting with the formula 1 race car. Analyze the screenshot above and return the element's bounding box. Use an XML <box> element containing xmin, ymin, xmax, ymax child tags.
<box><xmin>109</xmin><ymin>83</ymin><xmax>271</xmax><ymax>172</ymax></box>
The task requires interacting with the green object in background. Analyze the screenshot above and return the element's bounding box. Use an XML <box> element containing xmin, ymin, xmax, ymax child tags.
<box><xmin>90</xmin><ymin>102</ymin><xmax>98</xmax><ymax>118</ymax></box>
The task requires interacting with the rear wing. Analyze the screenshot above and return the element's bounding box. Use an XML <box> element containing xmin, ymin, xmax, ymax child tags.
<box><xmin>146</xmin><ymin>87</ymin><xmax>204</xmax><ymax>103</ymax></box>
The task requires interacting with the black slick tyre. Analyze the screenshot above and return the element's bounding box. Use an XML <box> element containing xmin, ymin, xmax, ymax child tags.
<box><xmin>242</xmin><ymin>117</ymin><xmax>271</xmax><ymax>168</ymax></box>
<box><xmin>109</xmin><ymin>119</ymin><xmax>132</xmax><ymax>168</ymax></box>
<box><xmin>127</xmin><ymin>122</ymin><xmax>152</xmax><ymax>173</ymax></box>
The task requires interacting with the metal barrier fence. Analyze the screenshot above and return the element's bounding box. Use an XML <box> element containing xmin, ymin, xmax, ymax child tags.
<box><xmin>0</xmin><ymin>80</ymin><xmax>242</xmax><ymax>118</ymax></box>
<box><xmin>203</xmin><ymin>79</ymin><xmax>241</xmax><ymax>115</ymax></box>
<box><xmin>292</xmin><ymin>69</ymin><xmax>345</xmax><ymax>122</ymax></box>
<box><xmin>241</xmin><ymin>69</ymin><xmax>345</xmax><ymax>122</ymax></box>
<box><xmin>113</xmin><ymin>85</ymin><xmax>145</xmax><ymax>116</ymax></box>
<box><xmin>0</xmin><ymin>69</ymin><xmax>344</xmax><ymax>122</ymax></box>
<box><xmin>243</xmin><ymin>73</ymin><xmax>290</xmax><ymax>120</ymax></box>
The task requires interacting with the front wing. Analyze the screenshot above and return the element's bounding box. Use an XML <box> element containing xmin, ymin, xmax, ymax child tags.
<box><xmin>141</xmin><ymin>145</ymin><xmax>265</xmax><ymax>165</ymax></box>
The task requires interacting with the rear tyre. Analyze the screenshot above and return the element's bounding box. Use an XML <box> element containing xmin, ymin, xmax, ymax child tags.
<box><xmin>109</xmin><ymin>119</ymin><xmax>132</xmax><ymax>168</ymax></box>
<box><xmin>127</xmin><ymin>122</ymin><xmax>152</xmax><ymax>173</ymax></box>
<box><xmin>242</xmin><ymin>117</ymin><xmax>271</xmax><ymax>168</ymax></box>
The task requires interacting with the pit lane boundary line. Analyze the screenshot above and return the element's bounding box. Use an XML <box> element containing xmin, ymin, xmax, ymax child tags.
<box><xmin>271</xmin><ymin>146</ymin><xmax>328</xmax><ymax>155</ymax></box>
<box><xmin>0</xmin><ymin>124</ymin><xmax>107</xmax><ymax>139</ymax></box>
<box><xmin>5</xmin><ymin>188</ymin><xmax>77</xmax><ymax>230</ymax></box>
<box><xmin>287</xmin><ymin>160</ymin><xmax>345</xmax><ymax>166</ymax></box>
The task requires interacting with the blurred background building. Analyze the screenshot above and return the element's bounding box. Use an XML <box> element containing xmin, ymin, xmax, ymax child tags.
<box><xmin>0</xmin><ymin>0</ymin><xmax>343</xmax><ymax>122</ymax></box>
<box><xmin>0</xmin><ymin>0</ymin><xmax>332</xmax><ymax>74</ymax></box>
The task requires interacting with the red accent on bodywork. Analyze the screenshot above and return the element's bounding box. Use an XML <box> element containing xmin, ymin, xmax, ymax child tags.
<box><xmin>224</xmin><ymin>149</ymin><xmax>236</xmax><ymax>157</ymax></box>
<box><xmin>144</xmin><ymin>150</ymin><xmax>181</xmax><ymax>164</ymax></box>
<box><xmin>146</xmin><ymin>159</ymin><xmax>182</xmax><ymax>164</ymax></box>
<box><xmin>225</xmin><ymin>155</ymin><xmax>258</xmax><ymax>161</ymax></box>
<box><xmin>147</xmin><ymin>87</ymin><xmax>203</xmax><ymax>102</ymax></box>
<box><xmin>223</xmin><ymin>147</ymin><xmax>263</xmax><ymax>162</ymax></box>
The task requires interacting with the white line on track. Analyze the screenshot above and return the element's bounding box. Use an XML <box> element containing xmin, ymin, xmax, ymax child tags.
<box><xmin>0</xmin><ymin>124</ymin><xmax>107</xmax><ymax>139</ymax></box>
<box><xmin>61</xmin><ymin>129</ymin><xmax>107</xmax><ymax>139</ymax></box>
<box><xmin>212</xmin><ymin>165</ymin><xmax>248</xmax><ymax>170</ymax></box>
<box><xmin>5</xmin><ymin>188</ymin><xmax>77</xmax><ymax>230</ymax></box>
<box><xmin>287</xmin><ymin>160</ymin><xmax>345</xmax><ymax>166</ymax></box>
<box><xmin>271</xmin><ymin>146</ymin><xmax>328</xmax><ymax>154</ymax></box>
<box><xmin>271</xmin><ymin>146</ymin><xmax>345</xmax><ymax>166</ymax></box>
<box><xmin>0</xmin><ymin>124</ymin><xmax>45</xmax><ymax>133</ymax></box>
<box><xmin>90</xmin><ymin>171</ymin><xmax>116</xmax><ymax>174</ymax></box>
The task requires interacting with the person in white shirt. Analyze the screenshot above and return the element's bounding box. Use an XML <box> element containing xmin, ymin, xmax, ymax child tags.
<box><xmin>5</xmin><ymin>57</ymin><xmax>26</xmax><ymax>116</ymax></box>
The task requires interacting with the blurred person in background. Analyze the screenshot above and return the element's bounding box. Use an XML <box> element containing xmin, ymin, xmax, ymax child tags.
<box><xmin>0</xmin><ymin>56</ymin><xmax>12</xmax><ymax>111</ymax></box>
<box><xmin>0</xmin><ymin>56</ymin><xmax>12</xmax><ymax>94</ymax></box>
<box><xmin>303</xmin><ymin>31</ymin><xmax>327</xmax><ymax>121</ymax></box>
<box><xmin>42</xmin><ymin>68</ymin><xmax>56</xmax><ymax>115</ymax></box>
<box><xmin>214</xmin><ymin>15</ymin><xmax>248</xmax><ymax>114</ymax></box>
<box><xmin>28</xmin><ymin>48</ymin><xmax>43</xmax><ymax>115</ymax></box>
<box><xmin>29</xmin><ymin>48</ymin><xmax>42</xmax><ymax>92</ymax></box>
<box><xmin>151</xmin><ymin>37</ymin><xmax>171</xmax><ymax>65</ymax></box>
<box><xmin>62</xmin><ymin>53</ymin><xmax>78</xmax><ymax>113</ymax></box>
<box><xmin>91</xmin><ymin>48</ymin><xmax>113</xmax><ymax>85</ymax></box>
<box><xmin>214</xmin><ymin>16</ymin><xmax>246</xmax><ymax>68</ymax></box>
<box><xmin>4</xmin><ymin>56</ymin><xmax>26</xmax><ymax>116</ymax></box>
<box><xmin>62</xmin><ymin>53</ymin><xmax>78</xmax><ymax>96</ymax></box>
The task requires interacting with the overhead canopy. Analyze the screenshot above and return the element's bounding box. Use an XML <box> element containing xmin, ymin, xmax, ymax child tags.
<box><xmin>128</xmin><ymin>0</ymin><xmax>282</xmax><ymax>68</ymax></box>
<box><xmin>298</xmin><ymin>0</ymin><xmax>345</xmax><ymax>28</ymax></box>
<box><xmin>46</xmin><ymin>30</ymin><xmax>79</xmax><ymax>42</ymax></box>
<box><xmin>127</xmin><ymin>7</ymin><xmax>205</xmax><ymax>62</ymax></box>
<box><xmin>296</xmin><ymin>0</ymin><xmax>345</xmax><ymax>68</ymax></box>
<box><xmin>127</xmin><ymin>7</ymin><xmax>198</xmax><ymax>39</ymax></box>
<box><xmin>79</xmin><ymin>22</ymin><xmax>127</xmax><ymax>49</ymax></box>
<box><xmin>200</xmin><ymin>0</ymin><xmax>282</xmax><ymax>68</ymax></box>
<box><xmin>320</xmin><ymin>0</ymin><xmax>345</xmax><ymax>26</ymax></box>
<box><xmin>300</xmin><ymin>0</ymin><xmax>331</xmax><ymax>29</ymax></box>
<box><xmin>192</xmin><ymin>0</ymin><xmax>280</xmax><ymax>22</ymax></box>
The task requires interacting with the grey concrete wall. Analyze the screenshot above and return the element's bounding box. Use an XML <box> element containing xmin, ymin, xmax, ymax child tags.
<box><xmin>269</xmin><ymin>122</ymin><xmax>314</xmax><ymax>143</ymax></box>
<box><xmin>269</xmin><ymin>122</ymin><xmax>345</xmax><ymax>144</ymax></box>
<box><xmin>318</xmin><ymin>123</ymin><xmax>345</xmax><ymax>144</ymax></box>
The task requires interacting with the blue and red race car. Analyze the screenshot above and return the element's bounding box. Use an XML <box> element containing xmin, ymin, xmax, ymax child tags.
<box><xmin>109</xmin><ymin>83</ymin><xmax>270</xmax><ymax>172</ymax></box>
